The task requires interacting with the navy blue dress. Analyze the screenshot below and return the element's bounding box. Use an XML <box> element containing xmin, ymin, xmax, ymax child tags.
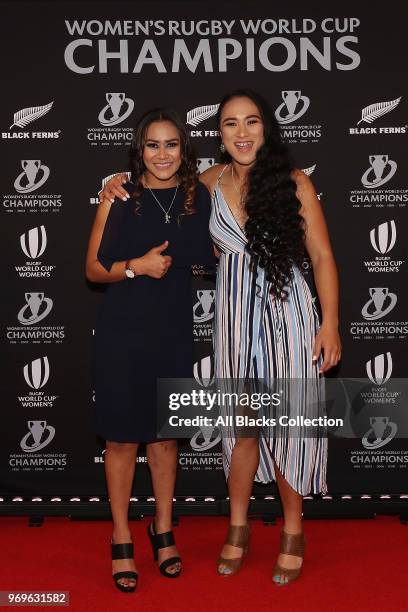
<box><xmin>92</xmin><ymin>181</ymin><xmax>215</xmax><ymax>443</ymax></box>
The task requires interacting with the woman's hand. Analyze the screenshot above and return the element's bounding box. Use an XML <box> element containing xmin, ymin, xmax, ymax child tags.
<box><xmin>133</xmin><ymin>241</ymin><xmax>172</xmax><ymax>279</ymax></box>
<box><xmin>99</xmin><ymin>173</ymin><xmax>130</xmax><ymax>203</ymax></box>
<box><xmin>313</xmin><ymin>323</ymin><xmax>342</xmax><ymax>373</ymax></box>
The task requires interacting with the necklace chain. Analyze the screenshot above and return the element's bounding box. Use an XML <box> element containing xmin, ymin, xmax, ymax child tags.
<box><xmin>228</xmin><ymin>165</ymin><xmax>248</xmax><ymax>231</ymax></box>
<box><xmin>145</xmin><ymin>178</ymin><xmax>179</xmax><ymax>223</ymax></box>
<box><xmin>231</xmin><ymin>165</ymin><xmax>246</xmax><ymax>207</ymax></box>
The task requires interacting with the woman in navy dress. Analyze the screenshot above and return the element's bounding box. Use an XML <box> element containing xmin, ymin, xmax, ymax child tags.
<box><xmin>85</xmin><ymin>108</ymin><xmax>214</xmax><ymax>592</ymax></box>
<box><xmin>101</xmin><ymin>90</ymin><xmax>341</xmax><ymax>587</ymax></box>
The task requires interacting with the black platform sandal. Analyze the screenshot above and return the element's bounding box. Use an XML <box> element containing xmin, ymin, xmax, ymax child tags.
<box><xmin>147</xmin><ymin>521</ymin><xmax>182</xmax><ymax>578</ymax></box>
<box><xmin>111</xmin><ymin>539</ymin><xmax>138</xmax><ymax>593</ymax></box>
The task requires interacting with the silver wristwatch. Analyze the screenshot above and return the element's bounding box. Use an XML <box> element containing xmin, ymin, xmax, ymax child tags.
<box><xmin>125</xmin><ymin>260</ymin><xmax>137</xmax><ymax>278</ymax></box>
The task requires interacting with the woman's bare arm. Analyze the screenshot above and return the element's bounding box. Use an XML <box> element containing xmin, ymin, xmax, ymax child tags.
<box><xmin>85</xmin><ymin>199</ymin><xmax>172</xmax><ymax>283</ymax></box>
<box><xmin>86</xmin><ymin>198</ymin><xmax>137</xmax><ymax>282</ymax></box>
<box><xmin>294</xmin><ymin>170</ymin><xmax>342</xmax><ymax>371</ymax></box>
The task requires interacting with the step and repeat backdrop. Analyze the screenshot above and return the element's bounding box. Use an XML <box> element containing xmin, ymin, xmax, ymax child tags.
<box><xmin>1</xmin><ymin>2</ymin><xmax>407</xmax><ymax>499</ymax></box>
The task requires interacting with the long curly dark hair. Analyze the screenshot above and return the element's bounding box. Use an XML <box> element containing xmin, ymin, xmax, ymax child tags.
<box><xmin>129</xmin><ymin>107</ymin><xmax>197</xmax><ymax>217</ymax></box>
<box><xmin>217</xmin><ymin>89</ymin><xmax>306</xmax><ymax>299</ymax></box>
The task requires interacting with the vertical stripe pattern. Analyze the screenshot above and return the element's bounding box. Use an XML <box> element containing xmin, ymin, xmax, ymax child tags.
<box><xmin>209</xmin><ymin>176</ymin><xmax>328</xmax><ymax>495</ymax></box>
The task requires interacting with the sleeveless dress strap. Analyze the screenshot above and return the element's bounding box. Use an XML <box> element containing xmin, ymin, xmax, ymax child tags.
<box><xmin>212</xmin><ymin>164</ymin><xmax>230</xmax><ymax>198</ymax></box>
<box><xmin>217</xmin><ymin>164</ymin><xmax>230</xmax><ymax>181</ymax></box>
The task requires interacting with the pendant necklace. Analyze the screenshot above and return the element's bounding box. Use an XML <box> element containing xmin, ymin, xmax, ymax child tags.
<box><xmin>230</xmin><ymin>165</ymin><xmax>247</xmax><ymax>228</ymax></box>
<box><xmin>145</xmin><ymin>181</ymin><xmax>179</xmax><ymax>223</ymax></box>
<box><xmin>231</xmin><ymin>165</ymin><xmax>246</xmax><ymax>206</ymax></box>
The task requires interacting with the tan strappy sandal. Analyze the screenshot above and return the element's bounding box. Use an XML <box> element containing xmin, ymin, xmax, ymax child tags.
<box><xmin>272</xmin><ymin>530</ymin><xmax>305</xmax><ymax>585</ymax></box>
<box><xmin>217</xmin><ymin>524</ymin><xmax>250</xmax><ymax>576</ymax></box>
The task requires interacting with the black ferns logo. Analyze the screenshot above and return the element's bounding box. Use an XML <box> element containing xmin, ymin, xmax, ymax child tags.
<box><xmin>186</xmin><ymin>104</ymin><xmax>219</xmax><ymax>127</ymax></box>
<box><xmin>301</xmin><ymin>164</ymin><xmax>316</xmax><ymax>176</ymax></box>
<box><xmin>357</xmin><ymin>97</ymin><xmax>401</xmax><ymax>125</ymax></box>
<box><xmin>9</xmin><ymin>102</ymin><xmax>54</xmax><ymax>130</ymax></box>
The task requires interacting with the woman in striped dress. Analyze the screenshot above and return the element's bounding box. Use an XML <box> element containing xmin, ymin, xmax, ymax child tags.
<box><xmin>99</xmin><ymin>89</ymin><xmax>341</xmax><ymax>585</ymax></box>
<box><xmin>200</xmin><ymin>89</ymin><xmax>341</xmax><ymax>584</ymax></box>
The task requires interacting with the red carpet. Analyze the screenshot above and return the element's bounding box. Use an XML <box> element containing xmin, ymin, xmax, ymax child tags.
<box><xmin>1</xmin><ymin>515</ymin><xmax>406</xmax><ymax>611</ymax></box>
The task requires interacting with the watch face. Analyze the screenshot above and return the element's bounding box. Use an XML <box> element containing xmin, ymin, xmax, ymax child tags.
<box><xmin>125</xmin><ymin>268</ymin><xmax>135</xmax><ymax>278</ymax></box>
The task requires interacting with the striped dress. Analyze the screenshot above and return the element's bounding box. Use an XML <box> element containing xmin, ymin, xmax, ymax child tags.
<box><xmin>209</xmin><ymin>166</ymin><xmax>328</xmax><ymax>495</ymax></box>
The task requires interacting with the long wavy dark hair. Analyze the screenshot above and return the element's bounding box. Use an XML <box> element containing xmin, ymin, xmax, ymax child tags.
<box><xmin>129</xmin><ymin>107</ymin><xmax>197</xmax><ymax>216</ymax></box>
<box><xmin>217</xmin><ymin>89</ymin><xmax>306</xmax><ymax>299</ymax></box>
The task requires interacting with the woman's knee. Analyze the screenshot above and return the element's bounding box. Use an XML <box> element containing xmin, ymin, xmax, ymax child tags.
<box><xmin>147</xmin><ymin>440</ymin><xmax>177</xmax><ymax>465</ymax></box>
<box><xmin>106</xmin><ymin>440</ymin><xmax>138</xmax><ymax>454</ymax></box>
<box><xmin>149</xmin><ymin>440</ymin><xmax>177</xmax><ymax>453</ymax></box>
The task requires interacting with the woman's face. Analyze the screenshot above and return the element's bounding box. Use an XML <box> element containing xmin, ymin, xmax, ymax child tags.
<box><xmin>143</xmin><ymin>120</ymin><xmax>182</xmax><ymax>182</ymax></box>
<box><xmin>219</xmin><ymin>96</ymin><xmax>265</xmax><ymax>166</ymax></box>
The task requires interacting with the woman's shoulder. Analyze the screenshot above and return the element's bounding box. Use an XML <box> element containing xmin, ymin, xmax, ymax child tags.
<box><xmin>290</xmin><ymin>168</ymin><xmax>316</xmax><ymax>197</ymax></box>
<box><xmin>192</xmin><ymin>180</ymin><xmax>212</xmax><ymax>215</ymax></box>
<box><xmin>199</xmin><ymin>163</ymin><xmax>226</xmax><ymax>194</ymax></box>
<box><xmin>194</xmin><ymin>180</ymin><xmax>211</xmax><ymax>198</ymax></box>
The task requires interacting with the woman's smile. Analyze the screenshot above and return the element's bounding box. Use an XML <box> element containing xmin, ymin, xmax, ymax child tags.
<box><xmin>234</xmin><ymin>141</ymin><xmax>254</xmax><ymax>153</ymax></box>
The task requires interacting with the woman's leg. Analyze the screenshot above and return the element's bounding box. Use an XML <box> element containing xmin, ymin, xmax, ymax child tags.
<box><xmin>147</xmin><ymin>439</ymin><xmax>180</xmax><ymax>574</ymax></box>
<box><xmin>105</xmin><ymin>440</ymin><xmax>138</xmax><ymax>587</ymax></box>
<box><xmin>218</xmin><ymin>437</ymin><xmax>259</xmax><ymax>572</ymax></box>
<box><xmin>273</xmin><ymin>460</ymin><xmax>303</xmax><ymax>582</ymax></box>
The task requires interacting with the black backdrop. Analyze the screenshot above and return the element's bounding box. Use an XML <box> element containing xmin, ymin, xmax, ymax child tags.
<box><xmin>1</xmin><ymin>1</ymin><xmax>407</xmax><ymax>502</ymax></box>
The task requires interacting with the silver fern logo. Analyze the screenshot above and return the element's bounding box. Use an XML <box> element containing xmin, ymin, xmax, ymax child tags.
<box><xmin>98</xmin><ymin>93</ymin><xmax>134</xmax><ymax>126</ymax></box>
<box><xmin>275</xmin><ymin>91</ymin><xmax>310</xmax><ymax>124</ymax></box>
<box><xmin>20</xmin><ymin>226</ymin><xmax>47</xmax><ymax>259</ymax></box>
<box><xmin>90</xmin><ymin>172</ymin><xmax>131</xmax><ymax>204</ymax></box>
<box><xmin>23</xmin><ymin>357</ymin><xmax>50</xmax><ymax>389</ymax></box>
<box><xmin>350</xmin><ymin>97</ymin><xmax>405</xmax><ymax>135</ymax></box>
<box><xmin>101</xmin><ymin>172</ymin><xmax>129</xmax><ymax>189</ymax></box>
<box><xmin>14</xmin><ymin>160</ymin><xmax>50</xmax><ymax>193</ymax></box>
<box><xmin>370</xmin><ymin>221</ymin><xmax>396</xmax><ymax>254</ymax></box>
<box><xmin>361</xmin><ymin>288</ymin><xmax>397</xmax><ymax>321</ymax></box>
<box><xmin>357</xmin><ymin>97</ymin><xmax>401</xmax><ymax>125</ymax></box>
<box><xmin>302</xmin><ymin>164</ymin><xmax>316</xmax><ymax>176</ymax></box>
<box><xmin>301</xmin><ymin>165</ymin><xmax>322</xmax><ymax>199</ymax></box>
<box><xmin>9</xmin><ymin>102</ymin><xmax>54</xmax><ymax>130</ymax></box>
<box><xmin>187</xmin><ymin>104</ymin><xmax>219</xmax><ymax>127</ymax></box>
<box><xmin>366</xmin><ymin>353</ymin><xmax>392</xmax><ymax>386</ymax></box>
<box><xmin>361</xmin><ymin>155</ymin><xmax>397</xmax><ymax>188</ymax></box>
